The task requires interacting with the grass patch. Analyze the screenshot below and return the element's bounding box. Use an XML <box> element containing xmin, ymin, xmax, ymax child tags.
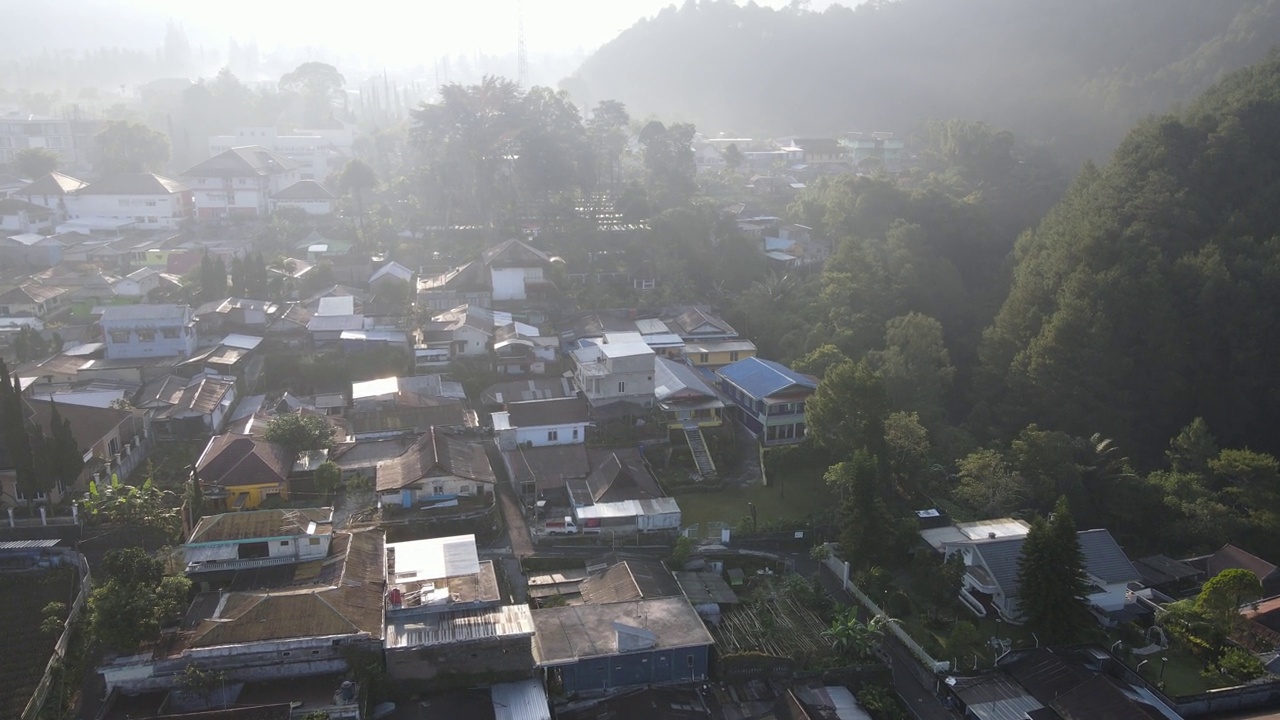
<box><xmin>1120</xmin><ymin>646</ymin><xmax>1234</xmax><ymax>697</ymax></box>
<box><xmin>676</xmin><ymin>462</ymin><xmax>834</xmax><ymax>536</ymax></box>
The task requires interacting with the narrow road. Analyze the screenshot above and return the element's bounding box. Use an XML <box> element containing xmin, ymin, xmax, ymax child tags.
<box><xmin>485</xmin><ymin>440</ymin><xmax>534</xmax><ymax>558</ymax></box>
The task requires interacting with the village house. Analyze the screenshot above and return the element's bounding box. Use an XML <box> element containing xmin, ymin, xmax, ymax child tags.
<box><xmin>183</xmin><ymin>145</ymin><xmax>304</xmax><ymax>218</ymax></box>
<box><xmin>67</xmin><ymin>173</ymin><xmax>194</xmax><ymax>230</ymax></box>
<box><xmin>99</xmin><ymin>304</ymin><xmax>196</xmax><ymax>359</ymax></box>
<box><xmin>182</xmin><ymin>507</ymin><xmax>335</xmax><ymax>577</ymax></box>
<box><xmin>566</xmin><ymin>451</ymin><xmax>681</xmax><ymax>536</ymax></box>
<box><xmin>570</xmin><ymin>332</ymin><xmax>657</xmax><ymax>421</ymax></box>
<box><xmin>0</xmin><ymin>198</ymin><xmax>54</xmax><ymax>233</ymax></box>
<box><xmin>531</xmin><ymin>597</ymin><xmax>714</xmax><ymax>694</ymax></box>
<box><xmin>13</xmin><ymin>171</ymin><xmax>89</xmax><ymax>222</ymax></box>
<box><xmin>924</xmin><ymin>518</ymin><xmax>1145</xmax><ymax>625</ymax></box>
<box><xmin>0</xmin><ymin>283</ymin><xmax>70</xmax><ymax>320</ymax></box>
<box><xmin>494</xmin><ymin>322</ymin><xmax>559</xmax><ymax>376</ymax></box>
<box><xmin>209</xmin><ymin>125</ymin><xmax>356</xmax><ymax>181</ymax></box>
<box><xmin>194</xmin><ymin>433</ymin><xmax>296</xmax><ymax>510</ymax></box>
<box><xmin>0</xmin><ymin>231</ymin><xmax>64</xmax><ymax>270</ymax></box>
<box><xmin>147</xmin><ymin>373</ymin><xmax>238</xmax><ymax>439</ymax></box>
<box><xmin>347</xmin><ymin>374</ymin><xmax>467</xmax><ymax>436</ymax></box>
<box><xmin>269</xmin><ymin>179</ymin><xmax>336</xmax><ymax>215</ymax></box>
<box><xmin>0</xmin><ymin>399</ymin><xmax>148</xmax><ymax>508</ymax></box>
<box><xmin>716</xmin><ymin>357</ymin><xmax>816</xmax><ymax>446</ymax></box>
<box><xmin>375</xmin><ymin>427</ymin><xmax>495</xmax><ymax>510</ymax></box>
<box><xmin>492</xmin><ymin>396</ymin><xmax>591</xmax><ymax>451</ymax></box>
<box><xmin>100</xmin><ymin>528</ymin><xmax>385</xmax><ymax>696</ymax></box>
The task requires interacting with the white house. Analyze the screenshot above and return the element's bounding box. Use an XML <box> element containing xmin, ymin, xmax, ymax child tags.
<box><xmin>0</xmin><ymin>198</ymin><xmax>54</xmax><ymax>233</ymax></box>
<box><xmin>492</xmin><ymin>396</ymin><xmax>590</xmax><ymax>451</ymax></box>
<box><xmin>182</xmin><ymin>507</ymin><xmax>335</xmax><ymax>575</ymax></box>
<box><xmin>934</xmin><ymin>520</ymin><xmax>1144</xmax><ymax>625</ymax></box>
<box><xmin>571</xmin><ymin>333</ymin><xmax>657</xmax><ymax>416</ymax></box>
<box><xmin>427</xmin><ymin>304</ymin><xmax>494</xmax><ymax>358</ymax></box>
<box><xmin>183</xmin><ymin>145</ymin><xmax>304</xmax><ymax>219</ymax></box>
<box><xmin>67</xmin><ymin>173</ymin><xmax>193</xmax><ymax>230</ymax></box>
<box><xmin>13</xmin><ymin>172</ymin><xmax>88</xmax><ymax>223</ymax></box>
<box><xmin>481</xmin><ymin>238</ymin><xmax>554</xmax><ymax>302</ymax></box>
<box><xmin>111</xmin><ymin>266</ymin><xmax>163</xmax><ymax>297</ymax></box>
<box><xmin>208</xmin><ymin>125</ymin><xmax>355</xmax><ymax>181</ymax></box>
<box><xmin>269</xmin><ymin>179</ymin><xmax>336</xmax><ymax>215</ymax></box>
<box><xmin>100</xmin><ymin>304</ymin><xmax>196</xmax><ymax>359</ymax></box>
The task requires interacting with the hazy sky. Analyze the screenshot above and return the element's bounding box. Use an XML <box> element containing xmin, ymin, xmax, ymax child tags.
<box><xmin>63</xmin><ymin>0</ymin><xmax>850</xmax><ymax>61</ymax></box>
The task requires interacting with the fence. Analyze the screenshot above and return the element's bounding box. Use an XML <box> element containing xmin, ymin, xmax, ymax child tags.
<box><xmin>822</xmin><ymin>549</ymin><xmax>950</xmax><ymax>676</ymax></box>
<box><xmin>22</xmin><ymin>550</ymin><xmax>92</xmax><ymax>720</ymax></box>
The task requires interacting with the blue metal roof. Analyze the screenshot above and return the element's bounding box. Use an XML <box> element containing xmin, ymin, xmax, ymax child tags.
<box><xmin>716</xmin><ymin>357</ymin><xmax>816</xmax><ymax>399</ymax></box>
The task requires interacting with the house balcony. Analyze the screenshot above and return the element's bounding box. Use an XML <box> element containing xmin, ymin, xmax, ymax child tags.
<box><xmin>963</xmin><ymin>565</ymin><xmax>1000</xmax><ymax>594</ymax></box>
<box><xmin>662</xmin><ymin>406</ymin><xmax>723</xmax><ymax>429</ymax></box>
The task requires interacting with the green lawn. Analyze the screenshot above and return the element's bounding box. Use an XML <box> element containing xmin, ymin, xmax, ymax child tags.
<box><xmin>1123</xmin><ymin>647</ymin><xmax>1224</xmax><ymax>697</ymax></box>
<box><xmin>675</xmin><ymin>463</ymin><xmax>834</xmax><ymax>537</ymax></box>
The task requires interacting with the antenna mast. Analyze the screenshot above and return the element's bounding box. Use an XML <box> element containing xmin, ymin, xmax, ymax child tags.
<box><xmin>517</xmin><ymin>0</ymin><xmax>530</xmax><ymax>90</ymax></box>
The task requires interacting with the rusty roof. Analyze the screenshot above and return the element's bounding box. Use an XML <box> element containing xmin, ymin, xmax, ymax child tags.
<box><xmin>376</xmin><ymin>428</ymin><xmax>495</xmax><ymax>492</ymax></box>
<box><xmin>195</xmin><ymin>434</ymin><xmax>295</xmax><ymax>488</ymax></box>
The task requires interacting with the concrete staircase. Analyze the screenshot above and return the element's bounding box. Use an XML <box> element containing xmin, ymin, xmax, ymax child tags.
<box><xmin>683</xmin><ymin>425</ymin><xmax>716</xmax><ymax>479</ymax></box>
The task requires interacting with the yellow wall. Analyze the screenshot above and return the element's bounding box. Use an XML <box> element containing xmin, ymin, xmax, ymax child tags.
<box><xmin>688</xmin><ymin>348</ymin><xmax>756</xmax><ymax>367</ymax></box>
<box><xmin>222</xmin><ymin>482</ymin><xmax>288</xmax><ymax>510</ymax></box>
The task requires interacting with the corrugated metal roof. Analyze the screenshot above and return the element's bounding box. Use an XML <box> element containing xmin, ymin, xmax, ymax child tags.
<box><xmin>575</xmin><ymin>497</ymin><xmax>681</xmax><ymax>520</ymax></box>
<box><xmin>0</xmin><ymin>539</ymin><xmax>60</xmax><ymax>550</ymax></box>
<box><xmin>385</xmin><ymin>604</ymin><xmax>535</xmax><ymax>648</ymax></box>
<box><xmin>716</xmin><ymin>357</ymin><xmax>816</xmax><ymax>399</ymax></box>
<box><xmin>491</xmin><ymin>679</ymin><xmax>551</xmax><ymax>720</ymax></box>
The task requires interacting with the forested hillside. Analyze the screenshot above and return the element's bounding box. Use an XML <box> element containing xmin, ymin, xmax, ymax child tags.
<box><xmin>564</xmin><ymin>0</ymin><xmax>1280</xmax><ymax>162</ymax></box>
<box><xmin>981</xmin><ymin>51</ymin><xmax>1280</xmax><ymax>464</ymax></box>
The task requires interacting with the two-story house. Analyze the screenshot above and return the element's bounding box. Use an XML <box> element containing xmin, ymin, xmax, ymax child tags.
<box><xmin>1</xmin><ymin>399</ymin><xmax>148</xmax><ymax>508</ymax></box>
<box><xmin>0</xmin><ymin>199</ymin><xmax>53</xmax><ymax>233</ymax></box>
<box><xmin>183</xmin><ymin>507</ymin><xmax>335</xmax><ymax>576</ymax></box>
<box><xmin>68</xmin><ymin>173</ymin><xmax>193</xmax><ymax>230</ymax></box>
<box><xmin>492</xmin><ymin>396</ymin><xmax>590</xmax><ymax>451</ymax></box>
<box><xmin>655</xmin><ymin>356</ymin><xmax>724</xmax><ymax>430</ymax></box>
<box><xmin>99</xmin><ymin>304</ymin><xmax>196</xmax><ymax>359</ymax></box>
<box><xmin>571</xmin><ymin>333</ymin><xmax>657</xmax><ymax>420</ymax></box>
<box><xmin>482</xmin><ymin>238</ymin><xmax>555</xmax><ymax>303</ymax></box>
<box><xmin>716</xmin><ymin>357</ymin><xmax>816</xmax><ymax>446</ymax></box>
<box><xmin>937</xmin><ymin>522</ymin><xmax>1143</xmax><ymax>626</ymax></box>
<box><xmin>13</xmin><ymin>172</ymin><xmax>88</xmax><ymax>223</ymax></box>
<box><xmin>184</xmin><ymin>145</ymin><xmax>304</xmax><ymax>218</ymax></box>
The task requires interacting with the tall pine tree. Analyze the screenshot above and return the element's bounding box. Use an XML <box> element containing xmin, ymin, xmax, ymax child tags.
<box><xmin>827</xmin><ymin>449</ymin><xmax>897</xmax><ymax>570</ymax></box>
<box><xmin>0</xmin><ymin>359</ymin><xmax>40</xmax><ymax>512</ymax></box>
<box><xmin>1015</xmin><ymin>496</ymin><xmax>1093</xmax><ymax>643</ymax></box>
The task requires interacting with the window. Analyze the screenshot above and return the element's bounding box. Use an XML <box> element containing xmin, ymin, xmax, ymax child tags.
<box><xmin>433</xmin><ymin>484</ymin><xmax>445</xmax><ymax>495</ymax></box>
<box><xmin>548</xmin><ymin>430</ymin><xmax>558</xmax><ymax>441</ymax></box>
<box><xmin>589</xmin><ymin>378</ymin><xmax>602</xmax><ymax>394</ymax></box>
<box><xmin>572</xmin><ymin>428</ymin><xmax>579</xmax><ymax>440</ymax></box>
<box><xmin>108</xmin><ymin>438</ymin><xmax>120</xmax><ymax>456</ymax></box>
<box><xmin>281</xmin><ymin>651</ymin><xmax>292</xmax><ymax>658</ymax></box>
<box><xmin>161</xmin><ymin>328</ymin><xmax>179</xmax><ymax>339</ymax></box>
<box><xmin>730</xmin><ymin>351</ymin><xmax>740</xmax><ymax>362</ymax></box>
<box><xmin>699</xmin><ymin>353</ymin><xmax>709</xmax><ymax>364</ymax></box>
<box><xmin>309</xmin><ymin>537</ymin><xmax>321</xmax><ymax>546</ymax></box>
<box><xmin>145</xmin><ymin>200</ymin><xmax>156</xmax><ymax>207</ymax></box>
<box><xmin>617</xmin><ymin>381</ymin><xmax>626</xmax><ymax>394</ymax></box>
<box><xmin>109</xmin><ymin>330</ymin><xmax>129</xmax><ymax>343</ymax></box>
<box><xmin>136</xmin><ymin>329</ymin><xmax>155</xmax><ymax>342</ymax></box>
<box><xmin>687</xmin><ymin>654</ymin><xmax>695</xmax><ymax>668</ymax></box>
<box><xmin>118</xmin><ymin>199</ymin><xmax>130</xmax><ymax>207</ymax></box>
<box><xmin>279</xmin><ymin>540</ymin><xmax>290</xmax><ymax>547</ymax></box>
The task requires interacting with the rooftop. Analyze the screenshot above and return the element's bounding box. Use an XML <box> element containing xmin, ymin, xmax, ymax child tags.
<box><xmin>506</xmin><ymin>396</ymin><xmax>589</xmax><ymax>427</ymax></box>
<box><xmin>716</xmin><ymin>357</ymin><xmax>817</xmax><ymax>399</ymax></box>
<box><xmin>481</xmin><ymin>377</ymin><xmax>576</xmax><ymax>406</ymax></box>
<box><xmin>503</xmin><ymin>444</ymin><xmax>591</xmax><ymax>490</ymax></box>
<box><xmin>188</xmin><ymin>508</ymin><xmax>333</xmax><ymax>544</ymax></box>
<box><xmin>580</xmin><ymin>559</ymin><xmax>683</xmax><ymax>605</ymax></box>
<box><xmin>531</xmin><ymin>597</ymin><xmax>714</xmax><ymax>666</ymax></box>
<box><xmin>16</xmin><ymin>171</ymin><xmax>88</xmax><ymax>196</ymax></box>
<box><xmin>99</xmin><ymin>303</ymin><xmax>190</xmax><ymax>323</ymax></box>
<box><xmin>673</xmin><ymin>571</ymin><xmax>740</xmax><ymax>605</ymax></box>
<box><xmin>185</xmin><ymin>145</ymin><xmax>304</xmax><ymax>177</ymax></box>
<box><xmin>195</xmin><ymin>434</ymin><xmax>295</xmax><ymax>488</ymax></box>
<box><xmin>385</xmin><ymin>603</ymin><xmax>535</xmax><ymax>648</ymax></box>
<box><xmin>376</xmin><ymin>428</ymin><xmax>495</xmax><ymax>492</ymax></box>
<box><xmin>271</xmin><ymin>179</ymin><xmax>335</xmax><ymax>200</ymax></box>
<box><xmin>76</xmin><ymin>173</ymin><xmax>189</xmax><ymax>196</ymax></box>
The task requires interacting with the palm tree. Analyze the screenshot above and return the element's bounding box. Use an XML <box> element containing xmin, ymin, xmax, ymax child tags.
<box><xmin>824</xmin><ymin>608</ymin><xmax>897</xmax><ymax>661</ymax></box>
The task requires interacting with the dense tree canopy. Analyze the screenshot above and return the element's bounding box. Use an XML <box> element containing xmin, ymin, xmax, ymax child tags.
<box><xmin>566</xmin><ymin>0</ymin><xmax>1280</xmax><ymax>163</ymax></box>
<box><xmin>982</xmin><ymin>52</ymin><xmax>1280</xmax><ymax>464</ymax></box>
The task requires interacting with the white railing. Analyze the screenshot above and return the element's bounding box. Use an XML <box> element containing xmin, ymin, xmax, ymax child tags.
<box><xmin>822</xmin><ymin>549</ymin><xmax>951</xmax><ymax>673</ymax></box>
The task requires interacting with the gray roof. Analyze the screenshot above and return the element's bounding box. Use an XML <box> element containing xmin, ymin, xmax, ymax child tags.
<box><xmin>99</xmin><ymin>303</ymin><xmax>190</xmax><ymax>322</ymax></box>
<box><xmin>506</xmin><ymin>397</ymin><xmax>588</xmax><ymax>427</ymax></box>
<box><xmin>1076</xmin><ymin>529</ymin><xmax>1140</xmax><ymax>584</ymax></box>
<box><xmin>580</xmin><ymin>559</ymin><xmax>682</xmax><ymax>605</ymax></box>
<box><xmin>962</xmin><ymin>529</ymin><xmax>1140</xmax><ymax>599</ymax></box>
<box><xmin>531</xmin><ymin>597</ymin><xmax>714</xmax><ymax>666</ymax></box>
<box><xmin>967</xmin><ymin>537</ymin><xmax>1027</xmax><ymax>601</ymax></box>
<box><xmin>673</xmin><ymin>571</ymin><xmax>739</xmax><ymax>605</ymax></box>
